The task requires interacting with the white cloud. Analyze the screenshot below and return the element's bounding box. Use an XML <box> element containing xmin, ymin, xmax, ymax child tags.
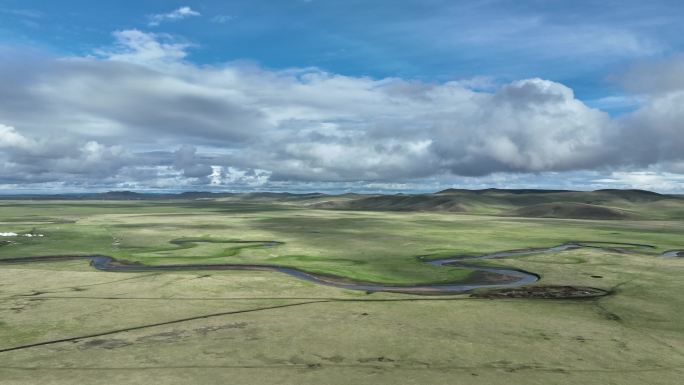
<box><xmin>211</xmin><ymin>15</ymin><xmax>235</xmax><ymax>24</ymax></box>
<box><xmin>619</xmin><ymin>54</ymin><xmax>684</xmax><ymax>95</ymax></box>
<box><xmin>148</xmin><ymin>6</ymin><xmax>200</xmax><ymax>27</ymax></box>
<box><xmin>97</xmin><ymin>29</ymin><xmax>190</xmax><ymax>65</ymax></box>
<box><xmin>221</xmin><ymin>167</ymin><xmax>271</xmax><ymax>186</ymax></box>
<box><xmin>0</xmin><ymin>30</ymin><xmax>682</xmax><ymax>191</ymax></box>
<box><xmin>0</xmin><ymin>124</ymin><xmax>34</xmax><ymax>150</ymax></box>
<box><xmin>586</xmin><ymin>94</ymin><xmax>648</xmax><ymax>111</ymax></box>
<box><xmin>594</xmin><ymin>171</ymin><xmax>684</xmax><ymax>193</ymax></box>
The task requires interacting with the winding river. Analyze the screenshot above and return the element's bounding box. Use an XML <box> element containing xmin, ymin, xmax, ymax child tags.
<box><xmin>1</xmin><ymin>240</ymin><xmax>680</xmax><ymax>295</ymax></box>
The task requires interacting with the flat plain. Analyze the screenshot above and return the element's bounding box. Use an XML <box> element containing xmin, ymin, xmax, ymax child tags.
<box><xmin>1</xmin><ymin>190</ymin><xmax>683</xmax><ymax>384</ymax></box>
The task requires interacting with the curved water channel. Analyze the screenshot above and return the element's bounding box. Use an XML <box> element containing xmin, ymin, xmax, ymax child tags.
<box><xmin>0</xmin><ymin>240</ymin><xmax>681</xmax><ymax>295</ymax></box>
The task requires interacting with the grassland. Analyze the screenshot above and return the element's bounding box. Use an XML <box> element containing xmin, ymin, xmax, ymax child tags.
<box><xmin>0</xmin><ymin>193</ymin><xmax>683</xmax><ymax>384</ymax></box>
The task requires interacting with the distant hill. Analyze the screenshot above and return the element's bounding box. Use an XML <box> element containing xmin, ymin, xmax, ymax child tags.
<box><xmin>436</xmin><ymin>188</ymin><xmax>571</xmax><ymax>195</ymax></box>
<box><xmin>509</xmin><ymin>202</ymin><xmax>628</xmax><ymax>220</ymax></box>
<box><xmin>306</xmin><ymin>189</ymin><xmax>683</xmax><ymax>220</ymax></box>
<box><xmin>1</xmin><ymin>189</ymin><xmax>682</xmax><ymax>220</ymax></box>
<box><xmin>593</xmin><ymin>189</ymin><xmax>666</xmax><ymax>202</ymax></box>
<box><xmin>310</xmin><ymin>194</ymin><xmax>467</xmax><ymax>212</ymax></box>
<box><xmin>0</xmin><ymin>191</ymin><xmax>235</xmax><ymax>200</ymax></box>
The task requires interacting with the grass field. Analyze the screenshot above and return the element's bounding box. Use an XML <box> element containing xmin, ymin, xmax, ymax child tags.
<box><xmin>1</xmin><ymin>196</ymin><xmax>683</xmax><ymax>384</ymax></box>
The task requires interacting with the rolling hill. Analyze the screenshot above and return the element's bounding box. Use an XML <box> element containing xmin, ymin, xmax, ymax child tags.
<box><xmin>1</xmin><ymin>188</ymin><xmax>682</xmax><ymax>220</ymax></box>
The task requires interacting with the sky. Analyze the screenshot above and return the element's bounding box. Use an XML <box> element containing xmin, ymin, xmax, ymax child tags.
<box><xmin>1</xmin><ymin>0</ymin><xmax>684</xmax><ymax>194</ymax></box>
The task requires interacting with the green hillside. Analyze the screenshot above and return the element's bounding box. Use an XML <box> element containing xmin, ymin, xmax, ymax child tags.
<box><xmin>302</xmin><ymin>189</ymin><xmax>684</xmax><ymax>220</ymax></box>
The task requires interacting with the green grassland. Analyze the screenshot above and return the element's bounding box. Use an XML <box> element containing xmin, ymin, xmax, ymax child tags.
<box><xmin>0</xmin><ymin>193</ymin><xmax>683</xmax><ymax>384</ymax></box>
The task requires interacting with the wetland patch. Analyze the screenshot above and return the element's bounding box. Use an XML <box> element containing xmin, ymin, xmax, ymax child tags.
<box><xmin>1</xmin><ymin>239</ymin><xmax>667</xmax><ymax>297</ymax></box>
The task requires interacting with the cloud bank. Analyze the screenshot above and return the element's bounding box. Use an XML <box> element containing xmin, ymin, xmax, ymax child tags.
<box><xmin>0</xmin><ymin>30</ymin><xmax>683</xmax><ymax>192</ymax></box>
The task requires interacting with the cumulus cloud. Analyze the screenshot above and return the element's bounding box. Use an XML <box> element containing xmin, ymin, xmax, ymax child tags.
<box><xmin>0</xmin><ymin>30</ymin><xmax>682</xmax><ymax>192</ymax></box>
<box><xmin>619</xmin><ymin>54</ymin><xmax>684</xmax><ymax>95</ymax></box>
<box><xmin>98</xmin><ymin>30</ymin><xmax>191</xmax><ymax>65</ymax></box>
<box><xmin>0</xmin><ymin>124</ymin><xmax>34</xmax><ymax>149</ymax></box>
<box><xmin>612</xmin><ymin>56</ymin><xmax>684</xmax><ymax>168</ymax></box>
<box><xmin>0</xmin><ymin>123</ymin><xmax>134</xmax><ymax>185</ymax></box>
<box><xmin>173</xmin><ymin>145</ymin><xmax>213</xmax><ymax>179</ymax></box>
<box><xmin>148</xmin><ymin>6</ymin><xmax>200</xmax><ymax>27</ymax></box>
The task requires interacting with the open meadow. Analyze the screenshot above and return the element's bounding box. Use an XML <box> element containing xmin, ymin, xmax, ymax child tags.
<box><xmin>1</xmin><ymin>192</ymin><xmax>683</xmax><ymax>384</ymax></box>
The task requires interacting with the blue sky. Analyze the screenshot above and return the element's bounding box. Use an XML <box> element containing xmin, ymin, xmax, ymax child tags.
<box><xmin>1</xmin><ymin>1</ymin><xmax>684</xmax><ymax>192</ymax></box>
<box><xmin>3</xmin><ymin>0</ymin><xmax>683</xmax><ymax>107</ymax></box>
